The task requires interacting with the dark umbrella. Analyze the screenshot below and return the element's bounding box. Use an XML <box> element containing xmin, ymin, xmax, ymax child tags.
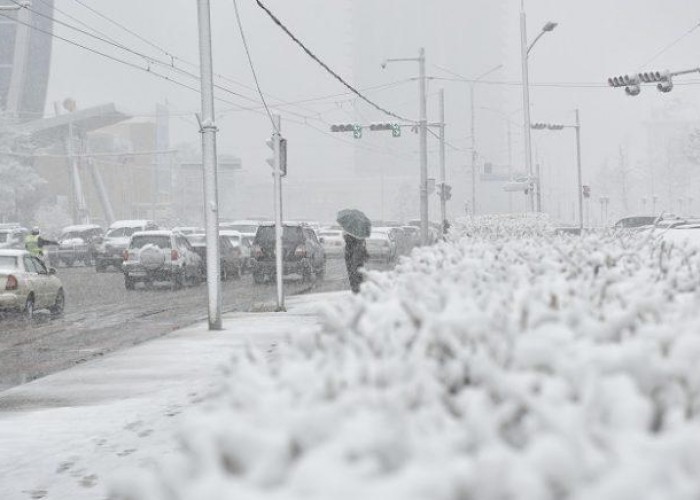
<box><xmin>336</xmin><ymin>209</ymin><xmax>372</xmax><ymax>239</ymax></box>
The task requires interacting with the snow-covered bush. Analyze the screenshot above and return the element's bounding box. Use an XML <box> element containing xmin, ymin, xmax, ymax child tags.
<box><xmin>117</xmin><ymin>216</ymin><xmax>700</xmax><ymax>500</ymax></box>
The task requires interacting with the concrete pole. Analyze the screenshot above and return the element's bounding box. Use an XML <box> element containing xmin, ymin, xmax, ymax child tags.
<box><xmin>470</xmin><ymin>84</ymin><xmax>477</xmax><ymax>216</ymax></box>
<box><xmin>439</xmin><ymin>89</ymin><xmax>446</xmax><ymax>229</ymax></box>
<box><xmin>520</xmin><ymin>7</ymin><xmax>535</xmax><ymax>212</ymax></box>
<box><xmin>197</xmin><ymin>0</ymin><xmax>222</xmax><ymax>330</ymax></box>
<box><xmin>418</xmin><ymin>47</ymin><xmax>429</xmax><ymax>245</ymax></box>
<box><xmin>575</xmin><ymin>109</ymin><xmax>584</xmax><ymax>231</ymax></box>
<box><xmin>272</xmin><ymin>114</ymin><xmax>285</xmax><ymax>311</ymax></box>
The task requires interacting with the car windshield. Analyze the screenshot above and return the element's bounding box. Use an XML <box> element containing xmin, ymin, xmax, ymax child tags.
<box><xmin>188</xmin><ymin>234</ymin><xmax>206</xmax><ymax>246</ymax></box>
<box><xmin>226</xmin><ymin>235</ymin><xmax>241</xmax><ymax>245</ymax></box>
<box><xmin>226</xmin><ymin>224</ymin><xmax>258</xmax><ymax>234</ymax></box>
<box><xmin>256</xmin><ymin>226</ymin><xmax>303</xmax><ymax>245</ymax></box>
<box><xmin>60</xmin><ymin>231</ymin><xmax>84</xmax><ymax>240</ymax></box>
<box><xmin>106</xmin><ymin>228</ymin><xmax>125</xmax><ymax>238</ymax></box>
<box><xmin>130</xmin><ymin>235</ymin><xmax>171</xmax><ymax>249</ymax></box>
<box><xmin>0</xmin><ymin>255</ymin><xmax>17</xmax><ymax>269</ymax></box>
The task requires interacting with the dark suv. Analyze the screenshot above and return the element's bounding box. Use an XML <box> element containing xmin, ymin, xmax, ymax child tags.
<box><xmin>251</xmin><ymin>224</ymin><xmax>326</xmax><ymax>284</ymax></box>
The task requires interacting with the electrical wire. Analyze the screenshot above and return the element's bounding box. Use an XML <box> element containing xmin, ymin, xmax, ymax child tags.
<box><xmin>639</xmin><ymin>20</ymin><xmax>700</xmax><ymax>70</ymax></box>
<box><xmin>231</xmin><ymin>0</ymin><xmax>277</xmax><ymax>131</ymax></box>
<box><xmin>254</xmin><ymin>0</ymin><xmax>414</xmax><ymax>124</ymax></box>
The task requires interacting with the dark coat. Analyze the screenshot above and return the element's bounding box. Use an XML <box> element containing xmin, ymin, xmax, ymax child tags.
<box><xmin>344</xmin><ymin>234</ymin><xmax>368</xmax><ymax>293</ymax></box>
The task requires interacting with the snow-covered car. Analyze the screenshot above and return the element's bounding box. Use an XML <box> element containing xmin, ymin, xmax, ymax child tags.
<box><xmin>52</xmin><ymin>224</ymin><xmax>103</xmax><ymax>267</ymax></box>
<box><xmin>251</xmin><ymin>223</ymin><xmax>326</xmax><ymax>283</ymax></box>
<box><xmin>172</xmin><ymin>226</ymin><xmax>205</xmax><ymax>236</ymax></box>
<box><xmin>401</xmin><ymin>225</ymin><xmax>420</xmax><ymax>249</ymax></box>
<box><xmin>122</xmin><ymin>231</ymin><xmax>202</xmax><ymax>290</ymax></box>
<box><xmin>220</xmin><ymin>230</ymin><xmax>252</xmax><ymax>273</ymax></box>
<box><xmin>95</xmin><ymin>220</ymin><xmax>159</xmax><ymax>272</ymax></box>
<box><xmin>219</xmin><ymin>220</ymin><xmax>263</xmax><ymax>238</ymax></box>
<box><xmin>0</xmin><ymin>225</ymin><xmax>28</xmax><ymax>250</ymax></box>
<box><xmin>0</xmin><ymin>249</ymin><xmax>64</xmax><ymax>320</ymax></box>
<box><xmin>318</xmin><ymin>229</ymin><xmax>344</xmax><ymax>257</ymax></box>
<box><xmin>186</xmin><ymin>233</ymin><xmax>243</xmax><ymax>281</ymax></box>
<box><xmin>367</xmin><ymin>230</ymin><xmax>396</xmax><ymax>263</ymax></box>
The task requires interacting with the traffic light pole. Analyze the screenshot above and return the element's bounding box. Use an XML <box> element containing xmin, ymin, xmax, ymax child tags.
<box><xmin>197</xmin><ymin>0</ymin><xmax>222</xmax><ymax>330</ymax></box>
<box><xmin>520</xmin><ymin>8</ymin><xmax>535</xmax><ymax>212</ymax></box>
<box><xmin>575</xmin><ymin>109</ymin><xmax>583</xmax><ymax>231</ymax></box>
<box><xmin>271</xmin><ymin>114</ymin><xmax>285</xmax><ymax>311</ymax></box>
<box><xmin>418</xmin><ymin>48</ymin><xmax>429</xmax><ymax>245</ymax></box>
<box><xmin>439</xmin><ymin>89</ymin><xmax>447</xmax><ymax>230</ymax></box>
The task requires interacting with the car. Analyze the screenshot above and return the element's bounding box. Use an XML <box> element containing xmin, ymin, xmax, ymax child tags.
<box><xmin>0</xmin><ymin>224</ymin><xmax>28</xmax><ymax>250</ymax></box>
<box><xmin>251</xmin><ymin>223</ymin><xmax>326</xmax><ymax>284</ymax></box>
<box><xmin>172</xmin><ymin>226</ymin><xmax>205</xmax><ymax>236</ymax></box>
<box><xmin>220</xmin><ymin>230</ymin><xmax>253</xmax><ymax>273</ymax></box>
<box><xmin>122</xmin><ymin>230</ymin><xmax>202</xmax><ymax>290</ymax></box>
<box><xmin>318</xmin><ymin>229</ymin><xmax>344</xmax><ymax>257</ymax></box>
<box><xmin>366</xmin><ymin>230</ymin><xmax>396</xmax><ymax>264</ymax></box>
<box><xmin>219</xmin><ymin>220</ymin><xmax>263</xmax><ymax>238</ymax></box>
<box><xmin>0</xmin><ymin>249</ymin><xmax>64</xmax><ymax>320</ymax></box>
<box><xmin>52</xmin><ymin>224</ymin><xmax>104</xmax><ymax>267</ymax></box>
<box><xmin>614</xmin><ymin>216</ymin><xmax>658</xmax><ymax>229</ymax></box>
<box><xmin>401</xmin><ymin>225</ymin><xmax>420</xmax><ymax>249</ymax></box>
<box><xmin>376</xmin><ymin>226</ymin><xmax>410</xmax><ymax>256</ymax></box>
<box><xmin>95</xmin><ymin>220</ymin><xmax>159</xmax><ymax>272</ymax></box>
<box><xmin>186</xmin><ymin>233</ymin><xmax>243</xmax><ymax>281</ymax></box>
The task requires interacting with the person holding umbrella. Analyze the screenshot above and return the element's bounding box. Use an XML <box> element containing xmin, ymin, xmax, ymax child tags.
<box><xmin>337</xmin><ymin>209</ymin><xmax>371</xmax><ymax>294</ymax></box>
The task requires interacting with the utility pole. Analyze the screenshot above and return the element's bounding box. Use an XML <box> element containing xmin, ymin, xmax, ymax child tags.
<box><xmin>470</xmin><ymin>84</ymin><xmax>477</xmax><ymax>216</ymax></box>
<box><xmin>271</xmin><ymin>114</ymin><xmax>285</xmax><ymax>311</ymax></box>
<box><xmin>197</xmin><ymin>0</ymin><xmax>222</xmax><ymax>330</ymax></box>
<box><xmin>520</xmin><ymin>6</ymin><xmax>534</xmax><ymax>212</ymax></box>
<box><xmin>439</xmin><ymin>89</ymin><xmax>446</xmax><ymax>229</ymax></box>
<box><xmin>418</xmin><ymin>48</ymin><xmax>429</xmax><ymax>245</ymax></box>
<box><xmin>381</xmin><ymin>48</ymin><xmax>428</xmax><ymax>244</ymax></box>
<box><xmin>575</xmin><ymin>109</ymin><xmax>584</xmax><ymax>231</ymax></box>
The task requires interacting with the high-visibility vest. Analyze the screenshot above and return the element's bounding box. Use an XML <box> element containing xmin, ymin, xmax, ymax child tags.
<box><xmin>25</xmin><ymin>234</ymin><xmax>41</xmax><ymax>256</ymax></box>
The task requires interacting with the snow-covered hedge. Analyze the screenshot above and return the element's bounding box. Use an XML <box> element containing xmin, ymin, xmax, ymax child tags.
<box><xmin>119</xmin><ymin>215</ymin><xmax>700</xmax><ymax>500</ymax></box>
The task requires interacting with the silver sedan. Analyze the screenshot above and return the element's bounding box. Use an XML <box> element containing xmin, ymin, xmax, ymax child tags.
<box><xmin>0</xmin><ymin>250</ymin><xmax>65</xmax><ymax>320</ymax></box>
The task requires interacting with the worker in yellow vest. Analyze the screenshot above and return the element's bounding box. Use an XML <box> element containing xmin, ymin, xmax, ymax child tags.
<box><xmin>25</xmin><ymin>227</ymin><xmax>58</xmax><ymax>258</ymax></box>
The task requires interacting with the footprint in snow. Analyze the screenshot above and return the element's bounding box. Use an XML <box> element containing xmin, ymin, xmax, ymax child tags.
<box><xmin>117</xmin><ymin>448</ymin><xmax>137</xmax><ymax>457</ymax></box>
<box><xmin>55</xmin><ymin>460</ymin><xmax>75</xmax><ymax>474</ymax></box>
<box><xmin>137</xmin><ymin>429</ymin><xmax>153</xmax><ymax>438</ymax></box>
<box><xmin>79</xmin><ymin>474</ymin><xmax>98</xmax><ymax>488</ymax></box>
<box><xmin>26</xmin><ymin>490</ymin><xmax>47</xmax><ymax>499</ymax></box>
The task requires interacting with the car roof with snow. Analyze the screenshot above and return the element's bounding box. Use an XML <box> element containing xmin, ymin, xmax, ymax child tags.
<box><xmin>61</xmin><ymin>224</ymin><xmax>102</xmax><ymax>232</ymax></box>
<box><xmin>109</xmin><ymin>220</ymin><xmax>155</xmax><ymax>229</ymax></box>
<box><xmin>130</xmin><ymin>230</ymin><xmax>174</xmax><ymax>238</ymax></box>
<box><xmin>219</xmin><ymin>230</ymin><xmax>242</xmax><ymax>237</ymax></box>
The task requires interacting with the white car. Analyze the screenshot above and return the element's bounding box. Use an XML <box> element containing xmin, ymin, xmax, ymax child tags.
<box><xmin>96</xmin><ymin>219</ymin><xmax>159</xmax><ymax>272</ymax></box>
<box><xmin>220</xmin><ymin>230</ymin><xmax>251</xmax><ymax>270</ymax></box>
<box><xmin>0</xmin><ymin>250</ymin><xmax>64</xmax><ymax>320</ymax></box>
<box><xmin>367</xmin><ymin>231</ymin><xmax>396</xmax><ymax>263</ymax></box>
<box><xmin>0</xmin><ymin>225</ymin><xmax>28</xmax><ymax>250</ymax></box>
<box><xmin>318</xmin><ymin>229</ymin><xmax>344</xmax><ymax>257</ymax></box>
<box><xmin>122</xmin><ymin>230</ymin><xmax>202</xmax><ymax>290</ymax></box>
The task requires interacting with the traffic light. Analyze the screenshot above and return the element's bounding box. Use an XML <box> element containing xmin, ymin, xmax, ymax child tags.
<box><xmin>330</xmin><ymin>123</ymin><xmax>363</xmax><ymax>138</ymax></box>
<box><xmin>368</xmin><ymin>123</ymin><xmax>402</xmax><ymax>138</ymax></box>
<box><xmin>266</xmin><ymin>135</ymin><xmax>287</xmax><ymax>176</ymax></box>
<box><xmin>582</xmin><ymin>185</ymin><xmax>591</xmax><ymax>198</ymax></box>
<box><xmin>437</xmin><ymin>183</ymin><xmax>452</xmax><ymax>201</ymax></box>
<box><xmin>607</xmin><ymin>74</ymin><xmax>641</xmax><ymax>97</ymax></box>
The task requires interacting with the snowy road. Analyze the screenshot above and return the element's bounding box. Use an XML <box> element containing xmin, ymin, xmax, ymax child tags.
<box><xmin>0</xmin><ymin>258</ymin><xmax>369</xmax><ymax>392</ymax></box>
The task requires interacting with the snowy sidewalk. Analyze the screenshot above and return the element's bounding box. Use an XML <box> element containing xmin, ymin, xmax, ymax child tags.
<box><xmin>0</xmin><ymin>291</ymin><xmax>348</xmax><ymax>500</ymax></box>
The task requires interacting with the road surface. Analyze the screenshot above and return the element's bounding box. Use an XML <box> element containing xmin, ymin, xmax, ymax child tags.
<box><xmin>0</xmin><ymin>257</ymin><xmax>385</xmax><ymax>391</ymax></box>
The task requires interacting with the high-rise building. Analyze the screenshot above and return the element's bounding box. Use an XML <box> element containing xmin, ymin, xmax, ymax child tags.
<box><xmin>0</xmin><ymin>0</ymin><xmax>54</xmax><ymax>121</ymax></box>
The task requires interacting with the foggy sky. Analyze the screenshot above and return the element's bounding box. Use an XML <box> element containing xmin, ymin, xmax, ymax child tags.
<box><xmin>44</xmin><ymin>0</ymin><xmax>700</xmax><ymax>223</ymax></box>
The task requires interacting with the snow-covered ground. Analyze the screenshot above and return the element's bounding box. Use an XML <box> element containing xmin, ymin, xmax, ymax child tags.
<box><xmin>119</xmin><ymin>215</ymin><xmax>700</xmax><ymax>500</ymax></box>
<box><xmin>0</xmin><ymin>293</ymin><xmax>343</xmax><ymax>500</ymax></box>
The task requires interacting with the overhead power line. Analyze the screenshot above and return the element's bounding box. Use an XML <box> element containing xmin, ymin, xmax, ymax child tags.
<box><xmin>639</xmin><ymin>20</ymin><xmax>700</xmax><ymax>70</ymax></box>
<box><xmin>254</xmin><ymin>0</ymin><xmax>414</xmax><ymax>123</ymax></box>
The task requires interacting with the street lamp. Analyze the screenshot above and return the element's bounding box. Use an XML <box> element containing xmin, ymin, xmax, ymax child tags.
<box><xmin>381</xmin><ymin>48</ymin><xmax>429</xmax><ymax>245</ymax></box>
<box><xmin>530</xmin><ymin>109</ymin><xmax>584</xmax><ymax>231</ymax></box>
<box><xmin>521</xmin><ymin>1</ymin><xmax>558</xmax><ymax>212</ymax></box>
